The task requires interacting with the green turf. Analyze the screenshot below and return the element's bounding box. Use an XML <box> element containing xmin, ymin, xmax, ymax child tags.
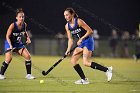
<box><xmin>0</xmin><ymin>55</ymin><xmax>140</xmax><ymax>93</ymax></box>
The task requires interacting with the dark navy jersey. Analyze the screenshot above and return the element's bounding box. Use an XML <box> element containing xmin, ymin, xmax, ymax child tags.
<box><xmin>68</xmin><ymin>18</ymin><xmax>86</xmax><ymax>39</ymax></box>
<box><xmin>10</xmin><ymin>22</ymin><xmax>26</xmax><ymax>43</ymax></box>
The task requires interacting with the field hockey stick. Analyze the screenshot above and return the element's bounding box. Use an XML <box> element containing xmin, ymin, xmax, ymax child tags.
<box><xmin>42</xmin><ymin>45</ymin><xmax>78</xmax><ymax>76</ymax></box>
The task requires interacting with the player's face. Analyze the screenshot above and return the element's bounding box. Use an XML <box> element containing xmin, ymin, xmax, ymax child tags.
<box><xmin>16</xmin><ymin>13</ymin><xmax>25</xmax><ymax>23</ymax></box>
<box><xmin>64</xmin><ymin>11</ymin><xmax>73</xmax><ymax>22</ymax></box>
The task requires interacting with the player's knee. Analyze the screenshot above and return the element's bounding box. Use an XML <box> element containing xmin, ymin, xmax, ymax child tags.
<box><xmin>83</xmin><ymin>63</ymin><xmax>88</xmax><ymax>67</ymax></box>
<box><xmin>25</xmin><ymin>54</ymin><xmax>31</xmax><ymax>60</ymax></box>
<box><xmin>27</xmin><ymin>55</ymin><xmax>31</xmax><ymax>60</ymax></box>
<box><xmin>70</xmin><ymin>59</ymin><xmax>77</xmax><ymax>66</ymax></box>
<box><xmin>83</xmin><ymin>61</ymin><xmax>90</xmax><ymax>67</ymax></box>
<box><xmin>5</xmin><ymin>56</ymin><xmax>12</xmax><ymax>63</ymax></box>
<box><xmin>5</xmin><ymin>58</ymin><xmax>12</xmax><ymax>63</ymax></box>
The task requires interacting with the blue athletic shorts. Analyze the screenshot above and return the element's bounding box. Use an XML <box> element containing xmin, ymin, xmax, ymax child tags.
<box><xmin>78</xmin><ymin>36</ymin><xmax>94</xmax><ymax>51</ymax></box>
<box><xmin>4</xmin><ymin>40</ymin><xmax>25</xmax><ymax>51</ymax></box>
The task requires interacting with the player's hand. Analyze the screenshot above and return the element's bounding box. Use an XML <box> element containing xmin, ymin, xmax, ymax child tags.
<box><xmin>65</xmin><ymin>50</ymin><xmax>70</xmax><ymax>55</ymax></box>
<box><xmin>10</xmin><ymin>45</ymin><xmax>13</xmax><ymax>49</ymax></box>
<box><xmin>26</xmin><ymin>38</ymin><xmax>31</xmax><ymax>44</ymax></box>
<box><xmin>77</xmin><ymin>39</ymin><xmax>82</xmax><ymax>45</ymax></box>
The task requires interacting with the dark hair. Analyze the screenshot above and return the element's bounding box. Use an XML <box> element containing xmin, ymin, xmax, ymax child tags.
<box><xmin>65</xmin><ymin>7</ymin><xmax>78</xmax><ymax>18</ymax></box>
<box><xmin>16</xmin><ymin>8</ymin><xmax>24</xmax><ymax>16</ymax></box>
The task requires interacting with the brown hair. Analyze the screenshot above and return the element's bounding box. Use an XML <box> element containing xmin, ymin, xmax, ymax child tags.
<box><xmin>65</xmin><ymin>7</ymin><xmax>78</xmax><ymax>18</ymax></box>
<box><xmin>16</xmin><ymin>8</ymin><xmax>24</xmax><ymax>16</ymax></box>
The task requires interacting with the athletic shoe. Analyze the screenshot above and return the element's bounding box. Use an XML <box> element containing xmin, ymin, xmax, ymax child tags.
<box><xmin>25</xmin><ymin>74</ymin><xmax>35</xmax><ymax>79</ymax></box>
<box><xmin>106</xmin><ymin>66</ymin><xmax>113</xmax><ymax>82</ymax></box>
<box><xmin>0</xmin><ymin>74</ymin><xmax>6</xmax><ymax>79</ymax></box>
<box><xmin>133</xmin><ymin>55</ymin><xmax>137</xmax><ymax>62</ymax></box>
<box><xmin>74</xmin><ymin>78</ymin><xmax>89</xmax><ymax>84</ymax></box>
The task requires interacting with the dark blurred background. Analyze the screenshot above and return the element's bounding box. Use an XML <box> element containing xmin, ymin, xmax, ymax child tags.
<box><xmin>0</xmin><ymin>0</ymin><xmax>140</xmax><ymax>37</ymax></box>
<box><xmin>0</xmin><ymin>0</ymin><xmax>140</xmax><ymax>56</ymax></box>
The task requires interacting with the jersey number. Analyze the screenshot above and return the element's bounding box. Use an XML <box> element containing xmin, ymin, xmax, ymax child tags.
<box><xmin>17</xmin><ymin>37</ymin><xmax>21</xmax><ymax>42</ymax></box>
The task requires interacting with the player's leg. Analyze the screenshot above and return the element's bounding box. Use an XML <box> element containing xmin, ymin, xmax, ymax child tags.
<box><xmin>85</xmin><ymin>37</ymin><xmax>112</xmax><ymax>81</ymax></box>
<box><xmin>17</xmin><ymin>48</ymin><xmax>35</xmax><ymax>79</ymax></box>
<box><xmin>0</xmin><ymin>41</ymin><xmax>13</xmax><ymax>79</ymax></box>
<box><xmin>0</xmin><ymin>52</ymin><xmax>13</xmax><ymax>79</ymax></box>
<box><xmin>82</xmin><ymin>47</ymin><xmax>92</xmax><ymax>67</ymax></box>
<box><xmin>83</xmin><ymin>47</ymin><xmax>112</xmax><ymax>81</ymax></box>
<box><xmin>83</xmin><ymin>46</ymin><xmax>107</xmax><ymax>71</ymax></box>
<box><xmin>71</xmin><ymin>47</ymin><xmax>89</xmax><ymax>84</ymax></box>
<box><xmin>82</xmin><ymin>47</ymin><xmax>112</xmax><ymax>81</ymax></box>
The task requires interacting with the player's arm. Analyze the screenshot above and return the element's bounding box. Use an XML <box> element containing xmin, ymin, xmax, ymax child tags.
<box><xmin>6</xmin><ymin>23</ymin><xmax>14</xmax><ymax>49</ymax></box>
<box><xmin>24</xmin><ymin>22</ymin><xmax>31</xmax><ymax>44</ymax></box>
<box><xmin>65</xmin><ymin>23</ymin><xmax>73</xmax><ymax>55</ymax></box>
<box><xmin>77</xmin><ymin>18</ymin><xmax>93</xmax><ymax>45</ymax></box>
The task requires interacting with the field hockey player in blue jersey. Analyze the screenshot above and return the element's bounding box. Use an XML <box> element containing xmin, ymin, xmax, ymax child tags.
<box><xmin>64</xmin><ymin>8</ymin><xmax>112</xmax><ymax>84</ymax></box>
<box><xmin>0</xmin><ymin>8</ymin><xmax>35</xmax><ymax>79</ymax></box>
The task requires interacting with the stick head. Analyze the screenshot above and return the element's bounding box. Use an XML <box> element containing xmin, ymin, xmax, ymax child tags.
<box><xmin>42</xmin><ymin>71</ymin><xmax>47</xmax><ymax>76</ymax></box>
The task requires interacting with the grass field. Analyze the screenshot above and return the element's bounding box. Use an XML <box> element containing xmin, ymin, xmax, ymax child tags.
<box><xmin>0</xmin><ymin>55</ymin><xmax>140</xmax><ymax>93</ymax></box>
